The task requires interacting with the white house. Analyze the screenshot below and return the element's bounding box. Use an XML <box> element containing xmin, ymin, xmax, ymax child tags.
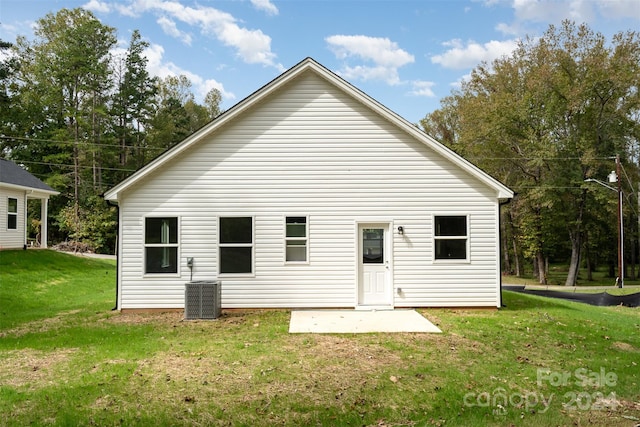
<box><xmin>104</xmin><ymin>58</ymin><xmax>513</xmax><ymax>311</ymax></box>
<box><xmin>0</xmin><ymin>159</ymin><xmax>59</xmax><ymax>250</ymax></box>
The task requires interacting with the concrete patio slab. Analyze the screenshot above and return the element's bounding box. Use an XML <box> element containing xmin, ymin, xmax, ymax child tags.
<box><xmin>289</xmin><ymin>309</ymin><xmax>442</xmax><ymax>333</ymax></box>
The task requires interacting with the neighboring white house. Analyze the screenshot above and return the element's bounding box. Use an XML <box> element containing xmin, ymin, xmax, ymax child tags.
<box><xmin>0</xmin><ymin>159</ymin><xmax>59</xmax><ymax>250</ymax></box>
<box><xmin>104</xmin><ymin>58</ymin><xmax>513</xmax><ymax>311</ymax></box>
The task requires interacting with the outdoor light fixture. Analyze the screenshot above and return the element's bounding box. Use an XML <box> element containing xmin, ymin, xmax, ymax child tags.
<box><xmin>585</xmin><ymin>155</ymin><xmax>624</xmax><ymax>288</ymax></box>
<box><xmin>397</xmin><ymin>226</ymin><xmax>404</xmax><ymax>235</ymax></box>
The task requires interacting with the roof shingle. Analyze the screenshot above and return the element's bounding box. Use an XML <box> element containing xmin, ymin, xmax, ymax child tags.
<box><xmin>0</xmin><ymin>158</ymin><xmax>58</xmax><ymax>193</ymax></box>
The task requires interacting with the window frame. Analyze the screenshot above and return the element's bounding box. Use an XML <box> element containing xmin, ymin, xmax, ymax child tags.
<box><xmin>433</xmin><ymin>215</ymin><xmax>470</xmax><ymax>262</ymax></box>
<box><xmin>218</xmin><ymin>216</ymin><xmax>255</xmax><ymax>277</ymax></box>
<box><xmin>7</xmin><ymin>197</ymin><xmax>18</xmax><ymax>230</ymax></box>
<box><xmin>284</xmin><ymin>215</ymin><xmax>309</xmax><ymax>264</ymax></box>
<box><xmin>143</xmin><ymin>216</ymin><xmax>180</xmax><ymax>276</ymax></box>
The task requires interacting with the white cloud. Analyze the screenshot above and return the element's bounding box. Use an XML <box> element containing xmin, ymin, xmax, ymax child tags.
<box><xmin>595</xmin><ymin>0</ymin><xmax>640</xmax><ymax>20</ymax></box>
<box><xmin>83</xmin><ymin>0</ymin><xmax>111</xmax><ymax>13</ymax></box>
<box><xmin>326</xmin><ymin>35</ymin><xmax>414</xmax><ymax>85</ymax></box>
<box><xmin>510</xmin><ymin>0</ymin><xmax>596</xmax><ymax>23</ymax></box>
<box><xmin>250</xmin><ymin>0</ymin><xmax>279</xmax><ymax>16</ymax></box>
<box><xmin>157</xmin><ymin>16</ymin><xmax>192</xmax><ymax>45</ymax></box>
<box><xmin>144</xmin><ymin>43</ymin><xmax>235</xmax><ymax>102</ymax></box>
<box><xmin>111</xmin><ymin>0</ymin><xmax>282</xmax><ymax>69</ymax></box>
<box><xmin>409</xmin><ymin>80</ymin><xmax>436</xmax><ymax>97</ymax></box>
<box><xmin>431</xmin><ymin>38</ymin><xmax>518</xmax><ymax>69</ymax></box>
<box><xmin>493</xmin><ymin>0</ymin><xmax>638</xmax><ymax>36</ymax></box>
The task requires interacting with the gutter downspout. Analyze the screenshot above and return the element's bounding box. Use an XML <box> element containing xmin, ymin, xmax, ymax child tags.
<box><xmin>106</xmin><ymin>199</ymin><xmax>120</xmax><ymax>311</ymax></box>
<box><xmin>499</xmin><ymin>196</ymin><xmax>514</xmax><ymax>308</ymax></box>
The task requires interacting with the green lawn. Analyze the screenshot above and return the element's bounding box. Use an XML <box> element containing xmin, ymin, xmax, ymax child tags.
<box><xmin>1</xmin><ymin>250</ymin><xmax>639</xmax><ymax>426</ymax></box>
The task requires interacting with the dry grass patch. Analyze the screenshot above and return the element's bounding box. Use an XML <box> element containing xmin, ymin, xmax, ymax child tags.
<box><xmin>611</xmin><ymin>341</ymin><xmax>638</xmax><ymax>352</ymax></box>
<box><xmin>102</xmin><ymin>310</ymin><xmax>184</xmax><ymax>326</ymax></box>
<box><xmin>0</xmin><ymin>347</ymin><xmax>78</xmax><ymax>389</ymax></box>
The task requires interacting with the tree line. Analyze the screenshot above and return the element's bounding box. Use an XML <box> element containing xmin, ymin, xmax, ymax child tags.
<box><xmin>421</xmin><ymin>21</ymin><xmax>640</xmax><ymax>285</ymax></box>
<box><xmin>0</xmin><ymin>8</ymin><xmax>222</xmax><ymax>253</ymax></box>
<box><xmin>1</xmin><ymin>11</ymin><xmax>639</xmax><ymax>286</ymax></box>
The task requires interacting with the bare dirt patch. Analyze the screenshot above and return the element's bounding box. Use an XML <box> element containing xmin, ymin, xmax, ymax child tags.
<box><xmin>102</xmin><ymin>309</ymin><xmax>259</xmax><ymax>327</ymax></box>
<box><xmin>611</xmin><ymin>341</ymin><xmax>638</xmax><ymax>352</ymax></box>
<box><xmin>103</xmin><ymin>310</ymin><xmax>183</xmax><ymax>326</ymax></box>
<box><xmin>0</xmin><ymin>348</ymin><xmax>78</xmax><ymax>389</ymax></box>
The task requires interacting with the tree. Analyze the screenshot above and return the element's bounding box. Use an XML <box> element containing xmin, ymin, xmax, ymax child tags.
<box><xmin>7</xmin><ymin>8</ymin><xmax>117</xmax><ymax>248</ymax></box>
<box><xmin>421</xmin><ymin>21</ymin><xmax>640</xmax><ymax>285</ymax></box>
<box><xmin>112</xmin><ymin>30</ymin><xmax>157</xmax><ymax>173</ymax></box>
<box><xmin>12</xmin><ymin>8</ymin><xmax>116</xmax><ymax>202</ymax></box>
<box><xmin>204</xmin><ymin>87</ymin><xmax>223</xmax><ymax>119</ymax></box>
<box><xmin>147</xmin><ymin>75</ymin><xmax>221</xmax><ymax>152</ymax></box>
<box><xmin>0</xmin><ymin>39</ymin><xmax>15</xmax><ymax>137</ymax></box>
<box><xmin>1</xmin><ymin>8</ymin><xmax>225</xmax><ymax>252</ymax></box>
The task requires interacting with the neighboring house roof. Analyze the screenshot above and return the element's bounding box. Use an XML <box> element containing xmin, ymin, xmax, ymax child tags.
<box><xmin>105</xmin><ymin>57</ymin><xmax>513</xmax><ymax>201</ymax></box>
<box><xmin>0</xmin><ymin>158</ymin><xmax>59</xmax><ymax>196</ymax></box>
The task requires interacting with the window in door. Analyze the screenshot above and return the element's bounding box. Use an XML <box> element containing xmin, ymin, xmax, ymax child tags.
<box><xmin>219</xmin><ymin>216</ymin><xmax>253</xmax><ymax>274</ymax></box>
<box><xmin>285</xmin><ymin>216</ymin><xmax>307</xmax><ymax>263</ymax></box>
<box><xmin>145</xmin><ymin>217</ymin><xmax>178</xmax><ymax>273</ymax></box>
<box><xmin>434</xmin><ymin>215</ymin><xmax>468</xmax><ymax>260</ymax></box>
<box><xmin>7</xmin><ymin>198</ymin><xmax>17</xmax><ymax>230</ymax></box>
<box><xmin>362</xmin><ymin>228</ymin><xmax>384</xmax><ymax>264</ymax></box>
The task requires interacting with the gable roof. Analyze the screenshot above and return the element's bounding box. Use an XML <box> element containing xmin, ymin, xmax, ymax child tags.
<box><xmin>0</xmin><ymin>158</ymin><xmax>59</xmax><ymax>195</ymax></box>
<box><xmin>105</xmin><ymin>57</ymin><xmax>513</xmax><ymax>201</ymax></box>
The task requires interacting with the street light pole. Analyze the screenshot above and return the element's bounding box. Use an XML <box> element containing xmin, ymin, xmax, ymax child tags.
<box><xmin>585</xmin><ymin>155</ymin><xmax>624</xmax><ymax>288</ymax></box>
<box><xmin>616</xmin><ymin>154</ymin><xmax>624</xmax><ymax>288</ymax></box>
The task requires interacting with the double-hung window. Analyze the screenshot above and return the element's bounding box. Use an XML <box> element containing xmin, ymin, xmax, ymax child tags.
<box><xmin>219</xmin><ymin>217</ymin><xmax>253</xmax><ymax>274</ymax></box>
<box><xmin>7</xmin><ymin>198</ymin><xmax>17</xmax><ymax>230</ymax></box>
<box><xmin>434</xmin><ymin>215</ymin><xmax>468</xmax><ymax>261</ymax></box>
<box><xmin>145</xmin><ymin>217</ymin><xmax>178</xmax><ymax>274</ymax></box>
<box><xmin>285</xmin><ymin>216</ymin><xmax>308</xmax><ymax>263</ymax></box>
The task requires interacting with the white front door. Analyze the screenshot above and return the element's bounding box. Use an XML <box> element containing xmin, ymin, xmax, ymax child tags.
<box><xmin>358</xmin><ymin>224</ymin><xmax>392</xmax><ymax>307</ymax></box>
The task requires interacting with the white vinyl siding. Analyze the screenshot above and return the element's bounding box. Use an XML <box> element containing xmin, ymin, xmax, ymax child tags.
<box><xmin>0</xmin><ymin>190</ymin><xmax>25</xmax><ymax>249</ymax></box>
<box><xmin>115</xmin><ymin>71</ymin><xmax>503</xmax><ymax>309</ymax></box>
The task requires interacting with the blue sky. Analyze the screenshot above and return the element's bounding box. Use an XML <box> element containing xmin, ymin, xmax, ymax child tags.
<box><xmin>1</xmin><ymin>0</ymin><xmax>638</xmax><ymax>123</ymax></box>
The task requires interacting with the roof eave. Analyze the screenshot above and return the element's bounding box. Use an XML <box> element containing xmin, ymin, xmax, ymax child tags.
<box><xmin>0</xmin><ymin>182</ymin><xmax>59</xmax><ymax>197</ymax></box>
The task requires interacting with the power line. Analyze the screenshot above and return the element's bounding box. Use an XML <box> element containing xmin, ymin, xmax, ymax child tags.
<box><xmin>467</xmin><ymin>156</ymin><xmax>617</xmax><ymax>161</ymax></box>
<box><xmin>15</xmin><ymin>159</ymin><xmax>136</xmax><ymax>173</ymax></box>
<box><xmin>619</xmin><ymin>162</ymin><xmax>636</xmax><ymax>194</ymax></box>
<box><xmin>0</xmin><ymin>135</ymin><xmax>165</xmax><ymax>151</ymax></box>
<box><xmin>0</xmin><ymin>136</ymin><xmax>627</xmax><ymax>162</ymax></box>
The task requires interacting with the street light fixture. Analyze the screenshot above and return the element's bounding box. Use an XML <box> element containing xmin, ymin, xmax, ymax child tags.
<box><xmin>584</xmin><ymin>155</ymin><xmax>624</xmax><ymax>288</ymax></box>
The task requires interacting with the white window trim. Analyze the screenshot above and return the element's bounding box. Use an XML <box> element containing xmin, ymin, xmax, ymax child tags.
<box><xmin>143</xmin><ymin>216</ymin><xmax>180</xmax><ymax>277</ymax></box>
<box><xmin>284</xmin><ymin>215</ymin><xmax>309</xmax><ymax>265</ymax></box>
<box><xmin>432</xmin><ymin>214</ymin><xmax>470</xmax><ymax>263</ymax></box>
<box><xmin>218</xmin><ymin>216</ymin><xmax>255</xmax><ymax>278</ymax></box>
<box><xmin>7</xmin><ymin>197</ymin><xmax>18</xmax><ymax>231</ymax></box>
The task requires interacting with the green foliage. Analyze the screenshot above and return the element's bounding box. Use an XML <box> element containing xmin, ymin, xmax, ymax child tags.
<box><xmin>56</xmin><ymin>196</ymin><xmax>117</xmax><ymax>253</ymax></box>
<box><xmin>422</xmin><ymin>21</ymin><xmax>640</xmax><ymax>284</ymax></box>
<box><xmin>1</xmin><ymin>8</ymin><xmax>223</xmax><ymax>253</ymax></box>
